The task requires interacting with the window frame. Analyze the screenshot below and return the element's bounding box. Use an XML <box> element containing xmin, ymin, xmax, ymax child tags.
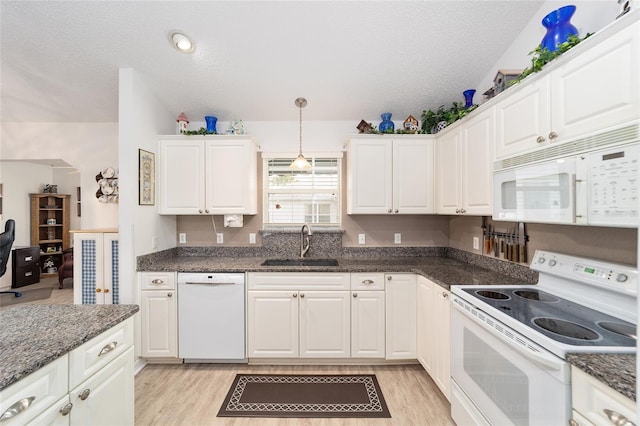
<box><xmin>262</xmin><ymin>154</ymin><xmax>342</xmax><ymax>228</ymax></box>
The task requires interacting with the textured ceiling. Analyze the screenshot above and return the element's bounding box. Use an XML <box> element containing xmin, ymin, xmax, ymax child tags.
<box><xmin>1</xmin><ymin>1</ymin><xmax>546</xmax><ymax>123</ymax></box>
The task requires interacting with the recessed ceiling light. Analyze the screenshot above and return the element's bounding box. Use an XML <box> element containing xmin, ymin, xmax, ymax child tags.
<box><xmin>168</xmin><ymin>31</ymin><xmax>195</xmax><ymax>54</ymax></box>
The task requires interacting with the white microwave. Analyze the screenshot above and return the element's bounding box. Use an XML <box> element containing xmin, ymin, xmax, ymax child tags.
<box><xmin>493</xmin><ymin>143</ymin><xmax>639</xmax><ymax>227</ymax></box>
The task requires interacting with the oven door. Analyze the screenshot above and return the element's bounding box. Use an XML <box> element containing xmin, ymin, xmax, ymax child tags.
<box><xmin>493</xmin><ymin>157</ymin><xmax>580</xmax><ymax>224</ymax></box>
<box><xmin>451</xmin><ymin>296</ymin><xmax>571</xmax><ymax>426</ymax></box>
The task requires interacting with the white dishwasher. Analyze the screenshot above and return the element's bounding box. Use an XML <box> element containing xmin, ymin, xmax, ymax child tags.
<box><xmin>178</xmin><ymin>272</ymin><xmax>246</xmax><ymax>362</ymax></box>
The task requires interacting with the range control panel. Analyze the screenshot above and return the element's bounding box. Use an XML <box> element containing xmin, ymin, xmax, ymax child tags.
<box><xmin>531</xmin><ymin>250</ymin><xmax>637</xmax><ymax>295</ymax></box>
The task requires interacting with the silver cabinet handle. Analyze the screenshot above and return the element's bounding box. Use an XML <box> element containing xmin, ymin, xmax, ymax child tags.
<box><xmin>151</xmin><ymin>279</ymin><xmax>164</xmax><ymax>285</ymax></box>
<box><xmin>199</xmin><ymin>209</ymin><xmax>203</xmax><ymax>213</ymax></box>
<box><xmin>387</xmin><ymin>209</ymin><xmax>392</xmax><ymax>213</ymax></box>
<box><xmin>455</xmin><ymin>209</ymin><xmax>460</xmax><ymax>213</ymax></box>
<box><xmin>168</xmin><ymin>292</ymin><xmax>173</xmax><ymax>297</ymax></box>
<box><xmin>78</xmin><ymin>388</ymin><xmax>91</xmax><ymax>401</ymax></box>
<box><xmin>353</xmin><ymin>293</ymin><xmax>358</xmax><ymax>298</ymax></box>
<box><xmin>300</xmin><ymin>293</ymin><xmax>305</xmax><ymax>298</ymax></box>
<box><xmin>568</xmin><ymin>419</ymin><xmax>579</xmax><ymax>426</ymax></box>
<box><xmin>548</xmin><ymin>131</ymin><xmax>558</xmax><ymax>140</ymax></box>
<box><xmin>98</xmin><ymin>341</ymin><xmax>118</xmax><ymax>357</ymax></box>
<box><xmin>603</xmin><ymin>409</ymin><xmax>635</xmax><ymax>426</ymax></box>
<box><xmin>387</xmin><ymin>276</ymin><xmax>392</xmax><ymax>281</ymax></box>
<box><xmin>25</xmin><ymin>256</ymin><xmax>33</xmax><ymax>262</ymax></box>
<box><xmin>394</xmin><ymin>209</ymin><xmax>399</xmax><ymax>213</ymax></box>
<box><xmin>25</xmin><ymin>271</ymin><xmax>32</xmax><ymax>277</ymax></box>
<box><xmin>293</xmin><ymin>293</ymin><xmax>297</xmax><ymax>298</ymax></box>
<box><xmin>362</xmin><ymin>279</ymin><xmax>374</xmax><ymax>285</ymax></box>
<box><xmin>536</xmin><ymin>135</ymin><xmax>546</xmax><ymax>143</ymax></box>
<box><xmin>59</xmin><ymin>403</ymin><xmax>73</xmax><ymax>416</ymax></box>
<box><xmin>442</xmin><ymin>292</ymin><xmax>449</xmax><ymax>298</ymax></box>
<box><xmin>205</xmin><ymin>209</ymin><xmax>210</xmax><ymax>213</ymax></box>
<box><xmin>0</xmin><ymin>396</ymin><xmax>36</xmax><ymax>421</ymax></box>
<box><xmin>460</xmin><ymin>209</ymin><xmax>466</xmax><ymax>214</ymax></box>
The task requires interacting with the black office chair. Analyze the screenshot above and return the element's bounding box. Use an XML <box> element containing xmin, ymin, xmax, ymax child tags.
<box><xmin>0</xmin><ymin>219</ymin><xmax>22</xmax><ymax>297</ymax></box>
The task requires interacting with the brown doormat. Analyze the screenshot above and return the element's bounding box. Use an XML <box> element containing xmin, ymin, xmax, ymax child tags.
<box><xmin>217</xmin><ymin>374</ymin><xmax>391</xmax><ymax>418</ymax></box>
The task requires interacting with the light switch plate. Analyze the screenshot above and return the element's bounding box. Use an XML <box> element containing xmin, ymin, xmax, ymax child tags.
<box><xmin>217</xmin><ymin>233</ymin><xmax>224</xmax><ymax>244</ymax></box>
<box><xmin>358</xmin><ymin>234</ymin><xmax>366</xmax><ymax>245</ymax></box>
<box><xmin>394</xmin><ymin>233</ymin><xmax>401</xmax><ymax>244</ymax></box>
<box><xmin>473</xmin><ymin>236</ymin><xmax>479</xmax><ymax>250</ymax></box>
<box><xmin>179</xmin><ymin>233</ymin><xmax>186</xmax><ymax>244</ymax></box>
<box><xmin>249</xmin><ymin>233</ymin><xmax>256</xmax><ymax>244</ymax></box>
<box><xmin>151</xmin><ymin>236</ymin><xmax>158</xmax><ymax>249</ymax></box>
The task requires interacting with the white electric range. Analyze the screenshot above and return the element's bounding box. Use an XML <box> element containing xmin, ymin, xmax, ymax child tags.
<box><xmin>450</xmin><ymin>250</ymin><xmax>637</xmax><ymax>426</ymax></box>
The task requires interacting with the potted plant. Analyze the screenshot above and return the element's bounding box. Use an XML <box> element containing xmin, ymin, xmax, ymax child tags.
<box><xmin>421</xmin><ymin>102</ymin><xmax>477</xmax><ymax>134</ymax></box>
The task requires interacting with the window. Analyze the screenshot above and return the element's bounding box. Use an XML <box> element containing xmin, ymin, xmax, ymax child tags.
<box><xmin>264</xmin><ymin>157</ymin><xmax>341</xmax><ymax>226</ymax></box>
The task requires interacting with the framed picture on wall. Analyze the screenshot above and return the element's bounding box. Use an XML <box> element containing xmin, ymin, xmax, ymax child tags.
<box><xmin>138</xmin><ymin>149</ymin><xmax>155</xmax><ymax>206</ymax></box>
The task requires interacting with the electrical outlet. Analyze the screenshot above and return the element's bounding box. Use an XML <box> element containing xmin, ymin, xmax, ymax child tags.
<box><xmin>358</xmin><ymin>234</ymin><xmax>366</xmax><ymax>245</ymax></box>
<box><xmin>216</xmin><ymin>233</ymin><xmax>224</xmax><ymax>244</ymax></box>
<box><xmin>151</xmin><ymin>236</ymin><xmax>158</xmax><ymax>249</ymax></box>
<box><xmin>179</xmin><ymin>233</ymin><xmax>186</xmax><ymax>244</ymax></box>
<box><xmin>394</xmin><ymin>233</ymin><xmax>401</xmax><ymax>244</ymax></box>
<box><xmin>249</xmin><ymin>233</ymin><xmax>256</xmax><ymax>244</ymax></box>
<box><xmin>473</xmin><ymin>236</ymin><xmax>480</xmax><ymax>250</ymax></box>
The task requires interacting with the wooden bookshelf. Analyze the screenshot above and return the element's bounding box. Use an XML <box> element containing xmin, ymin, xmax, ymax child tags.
<box><xmin>30</xmin><ymin>193</ymin><xmax>70</xmax><ymax>276</ymax></box>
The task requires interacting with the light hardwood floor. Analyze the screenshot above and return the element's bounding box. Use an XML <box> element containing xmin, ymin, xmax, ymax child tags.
<box><xmin>135</xmin><ymin>363</ymin><xmax>454</xmax><ymax>426</ymax></box>
<box><xmin>2</xmin><ymin>279</ymin><xmax>454</xmax><ymax>425</ymax></box>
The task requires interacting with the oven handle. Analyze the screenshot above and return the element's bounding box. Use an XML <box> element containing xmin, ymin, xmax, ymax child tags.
<box><xmin>452</xmin><ymin>296</ymin><xmax>564</xmax><ymax>371</ymax></box>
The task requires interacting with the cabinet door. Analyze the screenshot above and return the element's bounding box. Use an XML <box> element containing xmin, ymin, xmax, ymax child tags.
<box><xmin>435</xmin><ymin>128</ymin><xmax>462</xmax><ymax>214</ymax></box>
<box><xmin>102</xmin><ymin>233</ymin><xmax>118</xmax><ymax>304</ymax></box>
<box><xmin>73</xmin><ymin>233</ymin><xmax>104</xmax><ymax>305</ymax></box>
<box><xmin>299</xmin><ymin>291</ymin><xmax>350</xmax><ymax>358</ymax></box>
<box><xmin>385</xmin><ymin>274</ymin><xmax>416</xmax><ymax>360</ymax></box>
<box><xmin>393</xmin><ymin>139</ymin><xmax>435</xmax><ymax>214</ymax></box>
<box><xmin>351</xmin><ymin>290</ymin><xmax>385</xmax><ymax>358</ymax></box>
<box><xmin>159</xmin><ymin>140</ymin><xmax>205</xmax><ymax>214</ymax></box>
<box><xmin>460</xmin><ymin>109</ymin><xmax>494</xmax><ymax>215</ymax></box>
<box><xmin>69</xmin><ymin>347</ymin><xmax>134</xmax><ymax>426</ymax></box>
<box><xmin>416</xmin><ymin>276</ymin><xmax>434</xmax><ymax>373</ymax></box>
<box><xmin>551</xmin><ymin>22</ymin><xmax>640</xmax><ymax>141</ymax></box>
<box><xmin>247</xmin><ymin>291</ymin><xmax>299</xmax><ymax>358</ymax></box>
<box><xmin>140</xmin><ymin>290</ymin><xmax>177</xmax><ymax>358</ymax></box>
<box><xmin>347</xmin><ymin>139</ymin><xmax>393</xmax><ymax>214</ymax></box>
<box><xmin>205</xmin><ymin>140</ymin><xmax>257</xmax><ymax>215</ymax></box>
<box><xmin>495</xmin><ymin>75</ymin><xmax>551</xmax><ymax>159</ymax></box>
<box><xmin>433</xmin><ymin>288</ymin><xmax>451</xmax><ymax>400</ymax></box>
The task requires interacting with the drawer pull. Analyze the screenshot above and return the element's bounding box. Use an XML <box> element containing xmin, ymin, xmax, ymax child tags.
<box><xmin>98</xmin><ymin>341</ymin><xmax>118</xmax><ymax>357</ymax></box>
<box><xmin>168</xmin><ymin>292</ymin><xmax>173</xmax><ymax>297</ymax></box>
<box><xmin>78</xmin><ymin>388</ymin><xmax>91</xmax><ymax>401</ymax></box>
<box><xmin>104</xmin><ymin>288</ymin><xmax>110</xmax><ymax>293</ymax></box>
<box><xmin>25</xmin><ymin>256</ymin><xmax>33</xmax><ymax>262</ymax></box>
<box><xmin>96</xmin><ymin>288</ymin><xmax>102</xmax><ymax>293</ymax></box>
<box><xmin>25</xmin><ymin>272</ymin><xmax>32</xmax><ymax>277</ymax></box>
<box><xmin>0</xmin><ymin>396</ymin><xmax>36</xmax><ymax>421</ymax></box>
<box><xmin>362</xmin><ymin>279</ymin><xmax>374</xmax><ymax>285</ymax></box>
<box><xmin>59</xmin><ymin>403</ymin><xmax>73</xmax><ymax>416</ymax></box>
<box><xmin>353</xmin><ymin>293</ymin><xmax>357</xmax><ymax>298</ymax></box>
<box><xmin>603</xmin><ymin>409</ymin><xmax>635</xmax><ymax>426</ymax></box>
<box><xmin>151</xmin><ymin>279</ymin><xmax>164</xmax><ymax>285</ymax></box>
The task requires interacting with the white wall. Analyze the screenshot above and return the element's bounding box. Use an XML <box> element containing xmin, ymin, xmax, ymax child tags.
<box><xmin>0</xmin><ymin>122</ymin><xmax>119</xmax><ymax>229</ymax></box>
<box><xmin>118</xmin><ymin>68</ymin><xmax>175</xmax><ymax>305</ymax></box>
<box><xmin>51</xmin><ymin>167</ymin><xmax>81</xmax><ymax>231</ymax></box>
<box><xmin>475</xmin><ymin>0</ymin><xmax>620</xmax><ymax>97</ymax></box>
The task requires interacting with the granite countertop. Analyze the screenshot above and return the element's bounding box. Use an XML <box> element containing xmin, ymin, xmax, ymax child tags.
<box><xmin>0</xmin><ymin>304</ymin><xmax>139</xmax><ymax>391</ymax></box>
<box><xmin>137</xmin><ymin>255</ymin><xmax>531</xmax><ymax>289</ymax></box>
<box><xmin>566</xmin><ymin>353</ymin><xmax>636</xmax><ymax>402</ymax></box>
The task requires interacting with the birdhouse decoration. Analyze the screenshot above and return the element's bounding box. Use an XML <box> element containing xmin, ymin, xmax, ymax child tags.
<box><xmin>176</xmin><ymin>112</ymin><xmax>189</xmax><ymax>135</ymax></box>
<box><xmin>493</xmin><ymin>69</ymin><xmax>522</xmax><ymax>95</ymax></box>
<box><xmin>403</xmin><ymin>115</ymin><xmax>419</xmax><ymax>133</ymax></box>
<box><xmin>356</xmin><ymin>119</ymin><xmax>374</xmax><ymax>134</ymax></box>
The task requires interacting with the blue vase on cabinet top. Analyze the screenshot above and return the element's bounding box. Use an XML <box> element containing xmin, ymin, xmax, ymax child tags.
<box><xmin>204</xmin><ymin>116</ymin><xmax>218</xmax><ymax>133</ymax></box>
<box><xmin>540</xmin><ymin>5</ymin><xmax>578</xmax><ymax>52</ymax></box>
<box><xmin>379</xmin><ymin>113</ymin><xmax>394</xmax><ymax>133</ymax></box>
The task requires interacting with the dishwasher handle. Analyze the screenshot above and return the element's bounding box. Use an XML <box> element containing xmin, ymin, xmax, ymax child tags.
<box><xmin>183</xmin><ymin>281</ymin><xmax>240</xmax><ymax>286</ymax></box>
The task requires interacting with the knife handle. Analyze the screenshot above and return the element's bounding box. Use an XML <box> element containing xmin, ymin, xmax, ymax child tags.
<box><xmin>519</xmin><ymin>245</ymin><xmax>526</xmax><ymax>263</ymax></box>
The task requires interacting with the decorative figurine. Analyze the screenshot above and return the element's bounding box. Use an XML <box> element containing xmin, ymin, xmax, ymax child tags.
<box><xmin>227</xmin><ymin>120</ymin><xmax>246</xmax><ymax>135</ymax></box>
<box><xmin>403</xmin><ymin>115</ymin><xmax>419</xmax><ymax>133</ymax></box>
<box><xmin>356</xmin><ymin>120</ymin><xmax>374</xmax><ymax>134</ymax></box>
<box><xmin>176</xmin><ymin>112</ymin><xmax>189</xmax><ymax>134</ymax></box>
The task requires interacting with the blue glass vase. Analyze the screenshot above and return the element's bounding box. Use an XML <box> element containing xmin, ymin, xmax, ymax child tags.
<box><xmin>204</xmin><ymin>116</ymin><xmax>217</xmax><ymax>133</ymax></box>
<box><xmin>541</xmin><ymin>5</ymin><xmax>578</xmax><ymax>52</ymax></box>
<box><xmin>379</xmin><ymin>113</ymin><xmax>394</xmax><ymax>133</ymax></box>
<box><xmin>463</xmin><ymin>89</ymin><xmax>476</xmax><ymax>108</ymax></box>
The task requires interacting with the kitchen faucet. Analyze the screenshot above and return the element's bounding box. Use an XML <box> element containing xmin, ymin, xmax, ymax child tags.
<box><xmin>300</xmin><ymin>223</ymin><xmax>312</xmax><ymax>258</ymax></box>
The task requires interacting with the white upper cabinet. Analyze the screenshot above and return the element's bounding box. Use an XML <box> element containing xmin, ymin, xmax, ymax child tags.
<box><xmin>159</xmin><ymin>137</ymin><xmax>257</xmax><ymax>215</ymax></box>
<box><xmin>496</xmin><ymin>20</ymin><xmax>640</xmax><ymax>159</ymax></box>
<box><xmin>347</xmin><ymin>136</ymin><xmax>435</xmax><ymax>214</ymax></box>
<box><xmin>436</xmin><ymin>107</ymin><xmax>494</xmax><ymax>215</ymax></box>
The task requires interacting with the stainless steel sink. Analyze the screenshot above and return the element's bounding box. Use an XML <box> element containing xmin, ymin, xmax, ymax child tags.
<box><xmin>260</xmin><ymin>258</ymin><xmax>339</xmax><ymax>267</ymax></box>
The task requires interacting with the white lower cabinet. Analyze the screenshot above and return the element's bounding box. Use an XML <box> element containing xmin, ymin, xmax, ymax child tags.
<box><xmin>247</xmin><ymin>273</ymin><xmax>351</xmax><ymax>359</ymax></box>
<box><xmin>385</xmin><ymin>273</ymin><xmax>416</xmax><ymax>360</ymax></box>
<box><xmin>351</xmin><ymin>273</ymin><xmax>386</xmax><ymax>358</ymax></box>
<box><xmin>0</xmin><ymin>318</ymin><xmax>135</xmax><ymax>425</ymax></box>
<box><xmin>139</xmin><ymin>272</ymin><xmax>178</xmax><ymax>358</ymax></box>
<box><xmin>416</xmin><ymin>275</ymin><xmax>451</xmax><ymax>401</ymax></box>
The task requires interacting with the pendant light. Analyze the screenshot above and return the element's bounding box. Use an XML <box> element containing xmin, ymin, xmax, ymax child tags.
<box><xmin>289</xmin><ymin>97</ymin><xmax>312</xmax><ymax>170</ymax></box>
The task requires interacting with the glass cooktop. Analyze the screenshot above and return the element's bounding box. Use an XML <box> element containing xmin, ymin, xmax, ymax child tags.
<box><xmin>461</xmin><ymin>287</ymin><xmax>636</xmax><ymax>347</ymax></box>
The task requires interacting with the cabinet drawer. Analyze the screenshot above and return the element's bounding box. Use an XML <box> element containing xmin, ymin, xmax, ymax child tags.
<box><xmin>351</xmin><ymin>273</ymin><xmax>385</xmax><ymax>291</ymax></box>
<box><xmin>0</xmin><ymin>356</ymin><xmax>68</xmax><ymax>425</ymax></box>
<box><xmin>12</xmin><ymin>247</ymin><xmax>39</xmax><ymax>268</ymax></box>
<box><xmin>12</xmin><ymin>265</ymin><xmax>40</xmax><ymax>287</ymax></box>
<box><xmin>248</xmin><ymin>272</ymin><xmax>350</xmax><ymax>290</ymax></box>
<box><xmin>572</xmin><ymin>367</ymin><xmax>636</xmax><ymax>425</ymax></box>
<box><xmin>68</xmin><ymin>317</ymin><xmax>134</xmax><ymax>389</ymax></box>
<box><xmin>140</xmin><ymin>271</ymin><xmax>176</xmax><ymax>290</ymax></box>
